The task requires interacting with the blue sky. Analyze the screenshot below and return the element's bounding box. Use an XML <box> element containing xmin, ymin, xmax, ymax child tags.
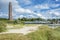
<box><xmin>0</xmin><ymin>0</ymin><xmax>60</xmax><ymax>19</ymax></box>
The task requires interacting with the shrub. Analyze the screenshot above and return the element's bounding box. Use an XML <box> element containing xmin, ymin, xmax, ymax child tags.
<box><xmin>13</xmin><ymin>20</ymin><xmax>19</xmax><ymax>24</ymax></box>
<box><xmin>0</xmin><ymin>22</ymin><xmax>7</xmax><ymax>32</ymax></box>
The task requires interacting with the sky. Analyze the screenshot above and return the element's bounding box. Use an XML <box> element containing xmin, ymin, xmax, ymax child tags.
<box><xmin>0</xmin><ymin>0</ymin><xmax>60</xmax><ymax>19</ymax></box>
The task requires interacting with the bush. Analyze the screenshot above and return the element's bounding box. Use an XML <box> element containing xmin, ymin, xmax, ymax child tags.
<box><xmin>0</xmin><ymin>22</ymin><xmax>7</xmax><ymax>32</ymax></box>
<box><xmin>13</xmin><ymin>20</ymin><xmax>19</xmax><ymax>24</ymax></box>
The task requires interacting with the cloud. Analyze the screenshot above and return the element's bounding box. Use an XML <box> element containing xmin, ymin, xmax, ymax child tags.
<box><xmin>19</xmin><ymin>15</ymin><xmax>24</xmax><ymax>18</ymax></box>
<box><xmin>43</xmin><ymin>8</ymin><xmax>60</xmax><ymax>19</ymax></box>
<box><xmin>15</xmin><ymin>8</ymin><xmax>33</xmax><ymax>13</ymax></box>
<box><xmin>15</xmin><ymin>8</ymin><xmax>46</xmax><ymax>19</ymax></box>
<box><xmin>34</xmin><ymin>4</ymin><xmax>49</xmax><ymax>9</ymax></box>
<box><xmin>35</xmin><ymin>13</ymin><xmax>46</xmax><ymax>19</ymax></box>
<box><xmin>49</xmin><ymin>4</ymin><xmax>60</xmax><ymax>8</ymax></box>
<box><xmin>56</xmin><ymin>0</ymin><xmax>59</xmax><ymax>1</ymax></box>
<box><xmin>49</xmin><ymin>9</ymin><xmax>60</xmax><ymax>16</ymax></box>
<box><xmin>0</xmin><ymin>0</ymin><xmax>60</xmax><ymax>19</ymax></box>
<box><xmin>0</xmin><ymin>12</ymin><xmax>8</xmax><ymax>18</ymax></box>
<box><xmin>28</xmin><ymin>15</ymin><xmax>35</xmax><ymax>18</ymax></box>
<box><xmin>21</xmin><ymin>0</ymin><xmax>31</xmax><ymax>5</ymax></box>
<box><xmin>0</xmin><ymin>0</ymin><xmax>18</xmax><ymax>5</ymax></box>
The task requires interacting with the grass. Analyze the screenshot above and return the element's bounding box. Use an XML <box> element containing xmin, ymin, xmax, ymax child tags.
<box><xmin>0</xmin><ymin>33</ymin><xmax>30</xmax><ymax>40</ymax></box>
<box><xmin>0</xmin><ymin>22</ymin><xmax>7</xmax><ymax>32</ymax></box>
<box><xmin>7</xmin><ymin>24</ymin><xmax>42</xmax><ymax>29</ymax></box>
<box><xmin>13</xmin><ymin>24</ymin><xmax>24</xmax><ymax>29</ymax></box>
<box><xmin>0</xmin><ymin>19</ymin><xmax>60</xmax><ymax>40</ymax></box>
<box><xmin>6</xmin><ymin>24</ymin><xmax>25</xmax><ymax>29</ymax></box>
<box><xmin>25</xmin><ymin>25</ymin><xmax>60</xmax><ymax>40</ymax></box>
<box><xmin>0</xmin><ymin>23</ymin><xmax>60</xmax><ymax>40</ymax></box>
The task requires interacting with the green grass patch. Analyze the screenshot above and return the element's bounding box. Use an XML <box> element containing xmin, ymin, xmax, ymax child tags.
<box><xmin>0</xmin><ymin>33</ymin><xmax>30</xmax><ymax>40</ymax></box>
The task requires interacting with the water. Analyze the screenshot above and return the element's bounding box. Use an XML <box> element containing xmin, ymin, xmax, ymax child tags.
<box><xmin>48</xmin><ymin>24</ymin><xmax>60</xmax><ymax>28</ymax></box>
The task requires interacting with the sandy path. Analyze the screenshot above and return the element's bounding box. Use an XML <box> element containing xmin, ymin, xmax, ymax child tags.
<box><xmin>0</xmin><ymin>25</ymin><xmax>41</xmax><ymax>35</ymax></box>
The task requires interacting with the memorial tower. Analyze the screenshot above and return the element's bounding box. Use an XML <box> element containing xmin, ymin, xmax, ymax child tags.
<box><xmin>9</xmin><ymin>2</ymin><xmax>13</xmax><ymax>21</ymax></box>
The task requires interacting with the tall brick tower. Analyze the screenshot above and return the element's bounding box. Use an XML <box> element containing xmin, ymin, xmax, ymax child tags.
<box><xmin>9</xmin><ymin>2</ymin><xmax>13</xmax><ymax>21</ymax></box>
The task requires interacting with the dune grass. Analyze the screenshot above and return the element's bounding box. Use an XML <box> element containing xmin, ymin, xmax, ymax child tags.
<box><xmin>0</xmin><ymin>22</ymin><xmax>7</xmax><ymax>32</ymax></box>
<box><xmin>26</xmin><ymin>26</ymin><xmax>60</xmax><ymax>40</ymax></box>
<box><xmin>0</xmin><ymin>25</ymin><xmax>60</xmax><ymax>40</ymax></box>
<box><xmin>0</xmin><ymin>33</ymin><xmax>30</xmax><ymax>40</ymax></box>
<box><xmin>7</xmin><ymin>24</ymin><xmax>24</xmax><ymax>29</ymax></box>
